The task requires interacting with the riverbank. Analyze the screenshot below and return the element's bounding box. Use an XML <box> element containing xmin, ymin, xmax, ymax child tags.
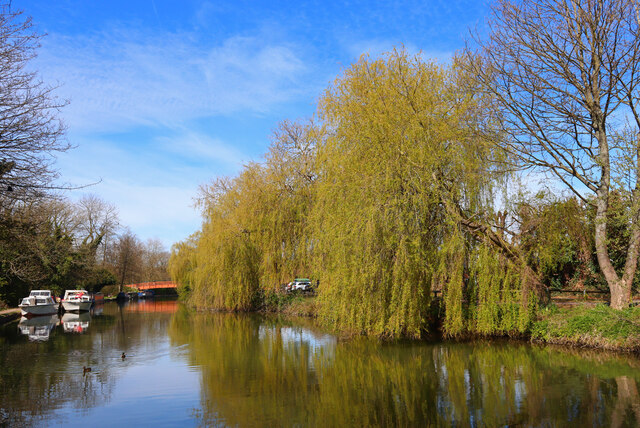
<box><xmin>258</xmin><ymin>293</ymin><xmax>640</xmax><ymax>353</ymax></box>
<box><xmin>259</xmin><ymin>291</ymin><xmax>317</xmax><ymax>317</ymax></box>
<box><xmin>0</xmin><ymin>308</ymin><xmax>20</xmax><ymax>326</ymax></box>
<box><xmin>531</xmin><ymin>304</ymin><xmax>640</xmax><ymax>353</ymax></box>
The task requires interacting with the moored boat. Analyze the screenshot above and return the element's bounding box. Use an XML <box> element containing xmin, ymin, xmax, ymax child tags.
<box><xmin>92</xmin><ymin>292</ymin><xmax>104</xmax><ymax>304</ymax></box>
<box><xmin>138</xmin><ymin>290</ymin><xmax>154</xmax><ymax>299</ymax></box>
<box><xmin>18</xmin><ymin>290</ymin><xmax>58</xmax><ymax>317</ymax></box>
<box><xmin>61</xmin><ymin>290</ymin><xmax>92</xmax><ymax>312</ymax></box>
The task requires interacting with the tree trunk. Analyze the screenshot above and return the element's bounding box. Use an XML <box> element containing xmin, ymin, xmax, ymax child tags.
<box><xmin>592</xmin><ymin>121</ymin><xmax>634</xmax><ymax>310</ymax></box>
<box><xmin>610</xmin><ymin>280</ymin><xmax>632</xmax><ymax>310</ymax></box>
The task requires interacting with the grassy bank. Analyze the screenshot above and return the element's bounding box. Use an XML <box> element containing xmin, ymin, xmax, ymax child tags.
<box><xmin>259</xmin><ymin>291</ymin><xmax>317</xmax><ymax>318</ymax></box>
<box><xmin>531</xmin><ymin>304</ymin><xmax>640</xmax><ymax>353</ymax></box>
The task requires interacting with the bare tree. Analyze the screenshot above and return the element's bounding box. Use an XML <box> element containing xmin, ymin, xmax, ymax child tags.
<box><xmin>141</xmin><ymin>238</ymin><xmax>169</xmax><ymax>282</ymax></box>
<box><xmin>75</xmin><ymin>194</ymin><xmax>119</xmax><ymax>260</ymax></box>
<box><xmin>110</xmin><ymin>230</ymin><xmax>143</xmax><ymax>292</ymax></box>
<box><xmin>0</xmin><ymin>2</ymin><xmax>69</xmax><ymax>206</ymax></box>
<box><xmin>467</xmin><ymin>0</ymin><xmax>640</xmax><ymax>309</ymax></box>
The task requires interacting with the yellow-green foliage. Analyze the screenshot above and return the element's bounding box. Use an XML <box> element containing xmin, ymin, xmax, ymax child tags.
<box><xmin>436</xmin><ymin>233</ymin><xmax>536</xmax><ymax>337</ymax></box>
<box><xmin>170</xmin><ymin>49</ymin><xmax>534</xmax><ymax>337</ymax></box>
<box><xmin>169</xmin><ymin>121</ymin><xmax>319</xmax><ymax>311</ymax></box>
<box><xmin>435</xmin><ymin>231</ymin><xmax>466</xmax><ymax>336</ymax></box>
<box><xmin>312</xmin><ymin>50</ymin><xmax>501</xmax><ymax>338</ymax></box>
<box><xmin>469</xmin><ymin>245</ymin><xmax>536</xmax><ymax>335</ymax></box>
<box><xmin>168</xmin><ymin>234</ymin><xmax>198</xmax><ymax>297</ymax></box>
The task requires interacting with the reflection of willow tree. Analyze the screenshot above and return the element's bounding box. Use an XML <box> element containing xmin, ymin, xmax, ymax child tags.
<box><xmin>435</xmin><ymin>343</ymin><xmax>640</xmax><ymax>427</ymax></box>
<box><xmin>169</xmin><ymin>311</ymin><xmax>640</xmax><ymax>427</ymax></box>
<box><xmin>169</xmin><ymin>309</ymin><xmax>322</xmax><ymax>426</ymax></box>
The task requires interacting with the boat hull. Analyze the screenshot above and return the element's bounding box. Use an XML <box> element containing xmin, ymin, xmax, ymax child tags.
<box><xmin>19</xmin><ymin>304</ymin><xmax>58</xmax><ymax>317</ymax></box>
<box><xmin>62</xmin><ymin>301</ymin><xmax>92</xmax><ymax>312</ymax></box>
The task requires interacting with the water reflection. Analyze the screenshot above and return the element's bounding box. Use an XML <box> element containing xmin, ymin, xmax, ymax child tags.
<box><xmin>92</xmin><ymin>302</ymin><xmax>103</xmax><ymax>316</ymax></box>
<box><xmin>61</xmin><ymin>311</ymin><xmax>91</xmax><ymax>334</ymax></box>
<box><xmin>18</xmin><ymin>314</ymin><xmax>59</xmax><ymax>341</ymax></box>
<box><xmin>0</xmin><ymin>300</ymin><xmax>175</xmax><ymax>426</ymax></box>
<box><xmin>2</xmin><ymin>302</ymin><xmax>640</xmax><ymax>427</ymax></box>
<box><xmin>169</xmin><ymin>310</ymin><xmax>640</xmax><ymax>428</ymax></box>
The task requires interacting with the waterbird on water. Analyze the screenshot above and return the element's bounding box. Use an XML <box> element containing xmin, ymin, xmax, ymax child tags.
<box><xmin>83</xmin><ymin>366</ymin><xmax>91</xmax><ymax>374</ymax></box>
<box><xmin>121</xmin><ymin>352</ymin><xmax>126</xmax><ymax>359</ymax></box>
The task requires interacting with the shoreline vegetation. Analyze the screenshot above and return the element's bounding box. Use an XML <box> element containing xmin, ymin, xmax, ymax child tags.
<box><xmin>167</xmin><ymin>1</ymin><xmax>640</xmax><ymax>353</ymax></box>
<box><xmin>185</xmin><ymin>291</ymin><xmax>640</xmax><ymax>354</ymax></box>
<box><xmin>170</xmin><ymin>48</ymin><xmax>640</xmax><ymax>352</ymax></box>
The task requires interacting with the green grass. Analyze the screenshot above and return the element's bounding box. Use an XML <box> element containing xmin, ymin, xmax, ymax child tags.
<box><xmin>531</xmin><ymin>304</ymin><xmax>640</xmax><ymax>352</ymax></box>
<box><xmin>258</xmin><ymin>289</ymin><xmax>317</xmax><ymax>317</ymax></box>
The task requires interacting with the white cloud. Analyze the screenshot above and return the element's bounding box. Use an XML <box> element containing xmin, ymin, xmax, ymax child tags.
<box><xmin>56</xmin><ymin>130</ymin><xmax>246</xmax><ymax>247</ymax></box>
<box><xmin>157</xmin><ymin>131</ymin><xmax>246</xmax><ymax>168</ymax></box>
<box><xmin>34</xmin><ymin>21</ymin><xmax>311</xmax><ymax>246</ymax></box>
<box><xmin>98</xmin><ymin>181</ymin><xmax>201</xmax><ymax>247</ymax></box>
<box><xmin>34</xmin><ymin>27</ymin><xmax>311</xmax><ymax>133</ymax></box>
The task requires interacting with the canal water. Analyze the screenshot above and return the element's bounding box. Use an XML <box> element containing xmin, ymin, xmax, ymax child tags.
<box><xmin>1</xmin><ymin>299</ymin><xmax>639</xmax><ymax>427</ymax></box>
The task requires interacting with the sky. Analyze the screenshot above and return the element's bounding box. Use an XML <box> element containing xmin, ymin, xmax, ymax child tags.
<box><xmin>14</xmin><ymin>0</ymin><xmax>490</xmax><ymax>249</ymax></box>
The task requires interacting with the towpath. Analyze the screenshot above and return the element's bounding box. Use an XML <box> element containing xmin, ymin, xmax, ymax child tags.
<box><xmin>0</xmin><ymin>308</ymin><xmax>20</xmax><ymax>326</ymax></box>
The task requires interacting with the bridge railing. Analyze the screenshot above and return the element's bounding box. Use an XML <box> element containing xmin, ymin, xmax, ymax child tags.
<box><xmin>124</xmin><ymin>281</ymin><xmax>177</xmax><ymax>290</ymax></box>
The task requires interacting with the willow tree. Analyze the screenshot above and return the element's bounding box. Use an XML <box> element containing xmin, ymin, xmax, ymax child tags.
<box><xmin>168</xmin><ymin>234</ymin><xmax>199</xmax><ymax>297</ymax></box>
<box><xmin>254</xmin><ymin>119</ymin><xmax>320</xmax><ymax>288</ymax></box>
<box><xmin>175</xmin><ymin>120</ymin><xmax>320</xmax><ymax>310</ymax></box>
<box><xmin>312</xmin><ymin>50</ymin><xmax>511</xmax><ymax>338</ymax></box>
<box><xmin>468</xmin><ymin>0</ymin><xmax>640</xmax><ymax>309</ymax></box>
<box><xmin>188</xmin><ymin>167</ymin><xmax>263</xmax><ymax>310</ymax></box>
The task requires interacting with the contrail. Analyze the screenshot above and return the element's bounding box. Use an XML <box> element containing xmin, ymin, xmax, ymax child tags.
<box><xmin>151</xmin><ymin>0</ymin><xmax>160</xmax><ymax>24</ymax></box>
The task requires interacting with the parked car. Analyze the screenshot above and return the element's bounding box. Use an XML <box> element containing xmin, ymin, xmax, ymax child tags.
<box><xmin>286</xmin><ymin>278</ymin><xmax>313</xmax><ymax>292</ymax></box>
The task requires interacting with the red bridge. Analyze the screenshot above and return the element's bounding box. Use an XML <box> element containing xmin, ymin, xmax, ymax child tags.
<box><xmin>125</xmin><ymin>281</ymin><xmax>177</xmax><ymax>290</ymax></box>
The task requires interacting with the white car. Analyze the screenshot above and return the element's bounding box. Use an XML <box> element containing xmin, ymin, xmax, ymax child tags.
<box><xmin>286</xmin><ymin>279</ymin><xmax>313</xmax><ymax>292</ymax></box>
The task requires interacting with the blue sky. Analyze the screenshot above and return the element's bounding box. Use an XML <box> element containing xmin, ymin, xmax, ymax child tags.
<box><xmin>15</xmin><ymin>0</ymin><xmax>489</xmax><ymax>249</ymax></box>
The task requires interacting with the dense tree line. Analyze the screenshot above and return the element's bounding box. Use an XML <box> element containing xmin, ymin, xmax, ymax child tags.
<box><xmin>0</xmin><ymin>193</ymin><xmax>171</xmax><ymax>306</ymax></box>
<box><xmin>171</xmin><ymin>0</ymin><xmax>640</xmax><ymax>338</ymax></box>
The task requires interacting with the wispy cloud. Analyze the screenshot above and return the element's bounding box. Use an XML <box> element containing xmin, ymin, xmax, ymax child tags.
<box><xmin>57</xmin><ymin>130</ymin><xmax>235</xmax><ymax>247</ymax></box>
<box><xmin>345</xmin><ymin>39</ymin><xmax>454</xmax><ymax>64</ymax></box>
<box><xmin>34</xmin><ymin>26</ymin><xmax>312</xmax><ymax>132</ymax></box>
<box><xmin>156</xmin><ymin>130</ymin><xmax>246</xmax><ymax>168</ymax></box>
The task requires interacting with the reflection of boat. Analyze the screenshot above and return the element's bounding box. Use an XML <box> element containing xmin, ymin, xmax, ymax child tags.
<box><xmin>91</xmin><ymin>303</ymin><xmax>104</xmax><ymax>316</ymax></box>
<box><xmin>18</xmin><ymin>290</ymin><xmax>58</xmax><ymax>317</ymax></box>
<box><xmin>62</xmin><ymin>312</ymin><xmax>91</xmax><ymax>333</ymax></box>
<box><xmin>18</xmin><ymin>314</ymin><xmax>59</xmax><ymax>341</ymax></box>
<box><xmin>62</xmin><ymin>290</ymin><xmax>92</xmax><ymax>312</ymax></box>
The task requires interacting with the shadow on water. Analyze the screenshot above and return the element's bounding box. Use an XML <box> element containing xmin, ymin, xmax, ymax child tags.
<box><xmin>1</xmin><ymin>301</ymin><xmax>639</xmax><ymax>427</ymax></box>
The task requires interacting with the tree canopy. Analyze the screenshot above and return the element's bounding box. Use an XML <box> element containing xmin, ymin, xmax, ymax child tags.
<box><xmin>171</xmin><ymin>50</ymin><xmax>538</xmax><ymax>338</ymax></box>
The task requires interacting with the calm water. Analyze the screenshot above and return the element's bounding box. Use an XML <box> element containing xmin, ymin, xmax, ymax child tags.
<box><xmin>1</xmin><ymin>300</ymin><xmax>639</xmax><ymax>427</ymax></box>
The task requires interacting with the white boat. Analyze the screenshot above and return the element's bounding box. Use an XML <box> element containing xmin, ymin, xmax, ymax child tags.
<box><xmin>61</xmin><ymin>290</ymin><xmax>92</xmax><ymax>312</ymax></box>
<box><xmin>18</xmin><ymin>290</ymin><xmax>58</xmax><ymax>317</ymax></box>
